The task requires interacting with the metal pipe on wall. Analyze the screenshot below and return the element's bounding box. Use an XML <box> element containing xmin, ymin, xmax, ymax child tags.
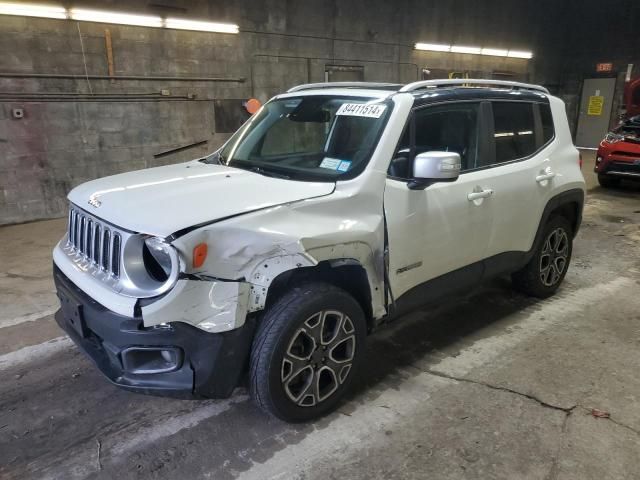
<box><xmin>104</xmin><ymin>29</ymin><xmax>115</xmax><ymax>82</ymax></box>
<box><xmin>0</xmin><ymin>73</ymin><xmax>245</xmax><ymax>82</ymax></box>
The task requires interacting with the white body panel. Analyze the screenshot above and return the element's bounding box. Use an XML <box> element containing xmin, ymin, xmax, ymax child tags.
<box><xmin>68</xmin><ymin>162</ymin><xmax>335</xmax><ymax>237</ymax></box>
<box><xmin>384</xmin><ymin>169</ymin><xmax>494</xmax><ymax>298</ymax></box>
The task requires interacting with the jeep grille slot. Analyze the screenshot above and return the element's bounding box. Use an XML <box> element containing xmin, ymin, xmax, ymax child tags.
<box><xmin>67</xmin><ymin>206</ymin><xmax>123</xmax><ymax>278</ymax></box>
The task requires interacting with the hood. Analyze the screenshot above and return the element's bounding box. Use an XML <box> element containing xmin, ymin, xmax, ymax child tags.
<box><xmin>68</xmin><ymin>161</ymin><xmax>336</xmax><ymax>237</ymax></box>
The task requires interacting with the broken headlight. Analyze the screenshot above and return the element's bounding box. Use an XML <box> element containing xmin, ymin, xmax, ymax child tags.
<box><xmin>144</xmin><ymin>237</ymin><xmax>174</xmax><ymax>282</ymax></box>
<box><xmin>121</xmin><ymin>235</ymin><xmax>180</xmax><ymax>297</ymax></box>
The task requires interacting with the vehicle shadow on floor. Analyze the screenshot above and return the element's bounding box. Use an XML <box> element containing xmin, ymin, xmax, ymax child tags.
<box><xmin>342</xmin><ymin>277</ymin><xmax>542</xmax><ymax>411</ymax></box>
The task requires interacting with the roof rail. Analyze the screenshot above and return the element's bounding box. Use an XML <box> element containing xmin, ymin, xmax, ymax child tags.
<box><xmin>399</xmin><ymin>79</ymin><xmax>549</xmax><ymax>94</ymax></box>
<box><xmin>287</xmin><ymin>82</ymin><xmax>401</xmax><ymax>93</ymax></box>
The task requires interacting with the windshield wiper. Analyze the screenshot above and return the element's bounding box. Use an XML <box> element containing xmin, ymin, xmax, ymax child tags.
<box><xmin>248</xmin><ymin>166</ymin><xmax>291</xmax><ymax>180</ymax></box>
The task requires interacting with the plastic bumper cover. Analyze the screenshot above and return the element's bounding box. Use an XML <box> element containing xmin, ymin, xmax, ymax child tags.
<box><xmin>53</xmin><ymin>265</ymin><xmax>256</xmax><ymax>398</ymax></box>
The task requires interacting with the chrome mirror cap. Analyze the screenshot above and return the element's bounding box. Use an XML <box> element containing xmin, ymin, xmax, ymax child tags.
<box><xmin>409</xmin><ymin>151</ymin><xmax>461</xmax><ymax>189</ymax></box>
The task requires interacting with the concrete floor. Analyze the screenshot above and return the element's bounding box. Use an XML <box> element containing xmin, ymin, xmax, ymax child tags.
<box><xmin>1</xmin><ymin>152</ymin><xmax>639</xmax><ymax>480</ymax></box>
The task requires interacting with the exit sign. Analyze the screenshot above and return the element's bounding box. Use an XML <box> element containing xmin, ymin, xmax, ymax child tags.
<box><xmin>596</xmin><ymin>62</ymin><xmax>613</xmax><ymax>72</ymax></box>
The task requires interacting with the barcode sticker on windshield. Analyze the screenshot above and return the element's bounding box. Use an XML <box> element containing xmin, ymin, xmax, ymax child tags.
<box><xmin>336</xmin><ymin>103</ymin><xmax>387</xmax><ymax>118</ymax></box>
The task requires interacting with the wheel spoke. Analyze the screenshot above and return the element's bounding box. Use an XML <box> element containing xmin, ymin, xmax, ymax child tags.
<box><xmin>329</xmin><ymin>336</ymin><xmax>356</xmax><ymax>364</ymax></box>
<box><xmin>286</xmin><ymin>328</ymin><xmax>316</xmax><ymax>361</ymax></box>
<box><xmin>315</xmin><ymin>366</ymin><xmax>339</xmax><ymax>402</ymax></box>
<box><xmin>320</xmin><ymin>310</ymin><xmax>344</xmax><ymax>345</ymax></box>
<box><xmin>281</xmin><ymin>354</ymin><xmax>309</xmax><ymax>382</ymax></box>
<box><xmin>283</xmin><ymin>365</ymin><xmax>314</xmax><ymax>404</ymax></box>
<box><xmin>554</xmin><ymin>257</ymin><xmax>566</xmax><ymax>275</ymax></box>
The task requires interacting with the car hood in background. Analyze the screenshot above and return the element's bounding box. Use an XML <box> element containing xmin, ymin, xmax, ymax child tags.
<box><xmin>68</xmin><ymin>161</ymin><xmax>335</xmax><ymax>237</ymax></box>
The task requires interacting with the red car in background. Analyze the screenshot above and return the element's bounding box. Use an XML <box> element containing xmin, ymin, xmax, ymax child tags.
<box><xmin>595</xmin><ymin>115</ymin><xmax>640</xmax><ymax>188</ymax></box>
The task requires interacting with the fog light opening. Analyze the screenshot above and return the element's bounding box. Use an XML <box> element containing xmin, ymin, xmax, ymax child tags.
<box><xmin>121</xmin><ymin>347</ymin><xmax>182</xmax><ymax>374</ymax></box>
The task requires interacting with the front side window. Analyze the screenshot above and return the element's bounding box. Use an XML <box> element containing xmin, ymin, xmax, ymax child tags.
<box><xmin>388</xmin><ymin>103</ymin><xmax>479</xmax><ymax>179</ymax></box>
<box><xmin>207</xmin><ymin>96</ymin><xmax>391</xmax><ymax>181</ymax></box>
<box><xmin>493</xmin><ymin>102</ymin><xmax>537</xmax><ymax>163</ymax></box>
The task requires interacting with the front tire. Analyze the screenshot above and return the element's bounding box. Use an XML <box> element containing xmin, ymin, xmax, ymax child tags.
<box><xmin>249</xmin><ymin>282</ymin><xmax>366</xmax><ymax>422</ymax></box>
<box><xmin>598</xmin><ymin>174</ymin><xmax>621</xmax><ymax>189</ymax></box>
<box><xmin>512</xmin><ymin>215</ymin><xmax>573</xmax><ymax>298</ymax></box>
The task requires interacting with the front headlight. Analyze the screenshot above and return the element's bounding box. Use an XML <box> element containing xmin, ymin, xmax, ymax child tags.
<box><xmin>121</xmin><ymin>235</ymin><xmax>180</xmax><ymax>297</ymax></box>
<box><xmin>144</xmin><ymin>237</ymin><xmax>174</xmax><ymax>282</ymax></box>
<box><xmin>604</xmin><ymin>132</ymin><xmax>625</xmax><ymax>144</ymax></box>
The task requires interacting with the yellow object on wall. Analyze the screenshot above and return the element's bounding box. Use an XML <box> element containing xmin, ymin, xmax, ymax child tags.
<box><xmin>587</xmin><ymin>96</ymin><xmax>604</xmax><ymax>116</ymax></box>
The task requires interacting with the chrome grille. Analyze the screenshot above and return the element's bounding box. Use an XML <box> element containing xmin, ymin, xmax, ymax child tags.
<box><xmin>67</xmin><ymin>206</ymin><xmax>123</xmax><ymax>278</ymax></box>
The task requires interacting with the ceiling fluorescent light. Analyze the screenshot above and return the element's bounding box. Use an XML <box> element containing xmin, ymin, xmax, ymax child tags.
<box><xmin>70</xmin><ymin>8</ymin><xmax>163</xmax><ymax>28</ymax></box>
<box><xmin>451</xmin><ymin>45</ymin><xmax>482</xmax><ymax>54</ymax></box>
<box><xmin>415</xmin><ymin>43</ymin><xmax>451</xmax><ymax>52</ymax></box>
<box><xmin>481</xmin><ymin>48</ymin><xmax>509</xmax><ymax>57</ymax></box>
<box><xmin>0</xmin><ymin>2</ymin><xmax>67</xmax><ymax>19</ymax></box>
<box><xmin>507</xmin><ymin>50</ymin><xmax>533</xmax><ymax>59</ymax></box>
<box><xmin>165</xmin><ymin>18</ymin><xmax>239</xmax><ymax>33</ymax></box>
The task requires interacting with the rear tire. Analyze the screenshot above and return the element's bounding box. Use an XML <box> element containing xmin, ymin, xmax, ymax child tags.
<box><xmin>598</xmin><ymin>174</ymin><xmax>621</xmax><ymax>189</ymax></box>
<box><xmin>249</xmin><ymin>282</ymin><xmax>366</xmax><ymax>422</ymax></box>
<box><xmin>512</xmin><ymin>215</ymin><xmax>573</xmax><ymax>298</ymax></box>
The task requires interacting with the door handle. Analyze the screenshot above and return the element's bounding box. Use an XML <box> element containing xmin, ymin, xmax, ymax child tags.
<box><xmin>536</xmin><ymin>171</ymin><xmax>556</xmax><ymax>183</ymax></box>
<box><xmin>467</xmin><ymin>189</ymin><xmax>494</xmax><ymax>201</ymax></box>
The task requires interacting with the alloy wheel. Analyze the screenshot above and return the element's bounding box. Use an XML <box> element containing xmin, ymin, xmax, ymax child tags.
<box><xmin>281</xmin><ymin>310</ymin><xmax>356</xmax><ymax>407</ymax></box>
<box><xmin>539</xmin><ymin>227</ymin><xmax>569</xmax><ymax>287</ymax></box>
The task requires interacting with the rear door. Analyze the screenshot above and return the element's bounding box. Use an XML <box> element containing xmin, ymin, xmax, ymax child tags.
<box><xmin>480</xmin><ymin>100</ymin><xmax>556</xmax><ymax>265</ymax></box>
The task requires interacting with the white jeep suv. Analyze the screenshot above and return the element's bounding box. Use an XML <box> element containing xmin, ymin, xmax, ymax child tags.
<box><xmin>53</xmin><ymin>79</ymin><xmax>586</xmax><ymax>421</ymax></box>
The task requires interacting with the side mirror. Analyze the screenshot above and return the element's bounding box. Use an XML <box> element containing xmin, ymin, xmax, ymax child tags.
<box><xmin>408</xmin><ymin>151</ymin><xmax>461</xmax><ymax>190</ymax></box>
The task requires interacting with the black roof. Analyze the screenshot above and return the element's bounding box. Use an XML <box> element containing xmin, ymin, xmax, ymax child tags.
<box><xmin>408</xmin><ymin>87</ymin><xmax>550</xmax><ymax>107</ymax></box>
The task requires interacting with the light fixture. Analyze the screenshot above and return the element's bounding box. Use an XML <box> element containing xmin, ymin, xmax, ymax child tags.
<box><xmin>69</xmin><ymin>8</ymin><xmax>163</xmax><ymax>27</ymax></box>
<box><xmin>0</xmin><ymin>2</ymin><xmax>66</xmax><ymax>19</ymax></box>
<box><xmin>507</xmin><ymin>50</ymin><xmax>533</xmax><ymax>59</ymax></box>
<box><xmin>2</xmin><ymin>4</ymin><xmax>240</xmax><ymax>33</ymax></box>
<box><xmin>451</xmin><ymin>45</ymin><xmax>482</xmax><ymax>55</ymax></box>
<box><xmin>414</xmin><ymin>43</ymin><xmax>450</xmax><ymax>52</ymax></box>
<box><xmin>165</xmin><ymin>17</ymin><xmax>239</xmax><ymax>34</ymax></box>
<box><xmin>481</xmin><ymin>48</ymin><xmax>509</xmax><ymax>57</ymax></box>
<box><xmin>415</xmin><ymin>42</ymin><xmax>533</xmax><ymax>59</ymax></box>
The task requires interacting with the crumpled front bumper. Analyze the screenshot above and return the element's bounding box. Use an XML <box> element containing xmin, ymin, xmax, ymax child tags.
<box><xmin>53</xmin><ymin>265</ymin><xmax>256</xmax><ymax>398</ymax></box>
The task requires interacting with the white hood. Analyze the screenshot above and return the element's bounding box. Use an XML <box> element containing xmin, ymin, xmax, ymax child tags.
<box><xmin>68</xmin><ymin>161</ymin><xmax>336</xmax><ymax>237</ymax></box>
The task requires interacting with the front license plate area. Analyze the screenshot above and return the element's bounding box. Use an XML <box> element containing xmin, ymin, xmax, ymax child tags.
<box><xmin>59</xmin><ymin>290</ymin><xmax>88</xmax><ymax>338</ymax></box>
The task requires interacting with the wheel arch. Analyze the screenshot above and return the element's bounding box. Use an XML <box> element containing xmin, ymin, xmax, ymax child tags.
<box><xmin>530</xmin><ymin>189</ymin><xmax>584</xmax><ymax>259</ymax></box>
<box><xmin>264</xmin><ymin>260</ymin><xmax>375</xmax><ymax>332</ymax></box>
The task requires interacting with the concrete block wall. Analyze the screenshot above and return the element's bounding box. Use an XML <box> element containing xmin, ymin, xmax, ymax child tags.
<box><xmin>1</xmin><ymin>0</ymin><xmax>561</xmax><ymax>225</ymax></box>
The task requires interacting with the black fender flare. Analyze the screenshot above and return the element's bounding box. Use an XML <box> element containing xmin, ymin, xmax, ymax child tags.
<box><xmin>526</xmin><ymin>188</ymin><xmax>585</xmax><ymax>263</ymax></box>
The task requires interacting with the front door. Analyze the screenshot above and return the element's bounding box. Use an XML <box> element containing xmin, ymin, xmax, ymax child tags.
<box><xmin>384</xmin><ymin>101</ymin><xmax>494</xmax><ymax>300</ymax></box>
<box><xmin>575</xmin><ymin>78</ymin><xmax>616</xmax><ymax>148</ymax></box>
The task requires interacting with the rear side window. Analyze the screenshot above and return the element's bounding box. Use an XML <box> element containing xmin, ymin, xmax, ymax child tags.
<box><xmin>539</xmin><ymin>104</ymin><xmax>555</xmax><ymax>144</ymax></box>
<box><xmin>492</xmin><ymin>102</ymin><xmax>536</xmax><ymax>163</ymax></box>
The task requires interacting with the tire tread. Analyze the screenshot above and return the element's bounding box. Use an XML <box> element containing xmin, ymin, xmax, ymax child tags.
<box><xmin>249</xmin><ymin>282</ymin><xmax>361</xmax><ymax>419</ymax></box>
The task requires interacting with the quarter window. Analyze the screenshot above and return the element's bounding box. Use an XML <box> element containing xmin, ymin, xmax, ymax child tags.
<box><xmin>492</xmin><ymin>102</ymin><xmax>536</xmax><ymax>163</ymax></box>
<box><xmin>539</xmin><ymin>104</ymin><xmax>555</xmax><ymax>145</ymax></box>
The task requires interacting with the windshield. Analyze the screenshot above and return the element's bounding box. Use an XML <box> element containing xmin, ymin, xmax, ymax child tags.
<box><xmin>205</xmin><ymin>95</ymin><xmax>391</xmax><ymax>181</ymax></box>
